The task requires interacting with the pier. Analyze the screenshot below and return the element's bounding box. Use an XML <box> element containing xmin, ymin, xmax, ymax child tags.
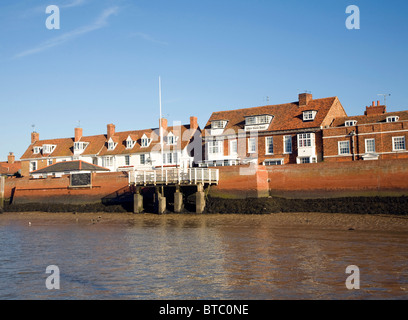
<box><xmin>129</xmin><ymin>168</ymin><xmax>219</xmax><ymax>214</ymax></box>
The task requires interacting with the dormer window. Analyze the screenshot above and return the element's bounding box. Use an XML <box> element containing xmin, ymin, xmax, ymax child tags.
<box><xmin>387</xmin><ymin>116</ymin><xmax>399</xmax><ymax>123</ymax></box>
<box><xmin>33</xmin><ymin>146</ymin><xmax>42</xmax><ymax>154</ymax></box>
<box><xmin>126</xmin><ymin>137</ymin><xmax>135</xmax><ymax>149</ymax></box>
<box><xmin>141</xmin><ymin>134</ymin><xmax>151</xmax><ymax>148</ymax></box>
<box><xmin>345</xmin><ymin>120</ymin><xmax>358</xmax><ymax>127</ymax></box>
<box><xmin>303</xmin><ymin>111</ymin><xmax>317</xmax><ymax>121</ymax></box>
<box><xmin>74</xmin><ymin>142</ymin><xmax>88</xmax><ymax>152</ymax></box>
<box><xmin>211</xmin><ymin>120</ymin><xmax>228</xmax><ymax>129</ymax></box>
<box><xmin>108</xmin><ymin>140</ymin><xmax>117</xmax><ymax>151</ymax></box>
<box><xmin>167</xmin><ymin>132</ymin><xmax>178</xmax><ymax>145</ymax></box>
<box><xmin>42</xmin><ymin>144</ymin><xmax>56</xmax><ymax>154</ymax></box>
<box><xmin>244</xmin><ymin>115</ymin><xmax>273</xmax><ymax>132</ymax></box>
<box><xmin>245</xmin><ymin>115</ymin><xmax>273</xmax><ymax>126</ymax></box>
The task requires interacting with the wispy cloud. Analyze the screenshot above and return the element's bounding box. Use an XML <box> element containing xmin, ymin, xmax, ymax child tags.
<box><xmin>130</xmin><ymin>32</ymin><xmax>168</xmax><ymax>46</ymax></box>
<box><xmin>20</xmin><ymin>0</ymin><xmax>88</xmax><ymax>18</ymax></box>
<box><xmin>62</xmin><ymin>0</ymin><xmax>87</xmax><ymax>9</ymax></box>
<box><xmin>14</xmin><ymin>7</ymin><xmax>119</xmax><ymax>59</ymax></box>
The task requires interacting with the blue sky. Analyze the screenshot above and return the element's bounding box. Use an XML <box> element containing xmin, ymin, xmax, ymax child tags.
<box><xmin>0</xmin><ymin>0</ymin><xmax>407</xmax><ymax>160</ymax></box>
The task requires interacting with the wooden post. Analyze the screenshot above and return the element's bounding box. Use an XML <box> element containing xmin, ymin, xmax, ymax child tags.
<box><xmin>0</xmin><ymin>176</ymin><xmax>5</xmax><ymax>210</ymax></box>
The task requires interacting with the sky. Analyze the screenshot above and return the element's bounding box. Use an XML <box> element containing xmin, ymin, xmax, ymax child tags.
<box><xmin>0</xmin><ymin>0</ymin><xmax>407</xmax><ymax>161</ymax></box>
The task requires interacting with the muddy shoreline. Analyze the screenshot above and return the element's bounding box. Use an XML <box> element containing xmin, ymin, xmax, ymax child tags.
<box><xmin>2</xmin><ymin>195</ymin><xmax>408</xmax><ymax>215</ymax></box>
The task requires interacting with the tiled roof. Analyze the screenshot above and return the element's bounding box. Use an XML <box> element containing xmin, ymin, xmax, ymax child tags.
<box><xmin>0</xmin><ymin>161</ymin><xmax>21</xmax><ymax>175</ymax></box>
<box><xmin>21</xmin><ymin>125</ymin><xmax>200</xmax><ymax>160</ymax></box>
<box><xmin>204</xmin><ymin>97</ymin><xmax>339</xmax><ymax>134</ymax></box>
<box><xmin>31</xmin><ymin>160</ymin><xmax>109</xmax><ymax>174</ymax></box>
<box><xmin>331</xmin><ymin>110</ymin><xmax>408</xmax><ymax>127</ymax></box>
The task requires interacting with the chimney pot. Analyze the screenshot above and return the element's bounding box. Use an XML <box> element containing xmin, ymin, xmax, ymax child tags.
<box><xmin>8</xmin><ymin>152</ymin><xmax>15</xmax><ymax>164</ymax></box>
<box><xmin>372</xmin><ymin>101</ymin><xmax>375</xmax><ymax>107</ymax></box>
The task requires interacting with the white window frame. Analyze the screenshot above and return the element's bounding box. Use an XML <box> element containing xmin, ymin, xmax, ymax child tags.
<box><xmin>338</xmin><ymin>141</ymin><xmax>351</xmax><ymax>155</ymax></box>
<box><xmin>126</xmin><ymin>138</ymin><xmax>135</xmax><ymax>149</ymax></box>
<box><xmin>211</xmin><ymin>120</ymin><xmax>227</xmax><ymax>129</ymax></box>
<box><xmin>284</xmin><ymin>135</ymin><xmax>292</xmax><ymax>154</ymax></box>
<box><xmin>245</xmin><ymin>115</ymin><xmax>272</xmax><ymax>126</ymax></box>
<box><xmin>298</xmin><ymin>133</ymin><xmax>314</xmax><ymax>148</ymax></box>
<box><xmin>167</xmin><ymin>133</ymin><xmax>177</xmax><ymax>145</ymax></box>
<box><xmin>74</xmin><ymin>142</ymin><xmax>87</xmax><ymax>152</ymax></box>
<box><xmin>103</xmin><ymin>156</ymin><xmax>114</xmax><ymax>167</ymax></box>
<box><xmin>140</xmin><ymin>154</ymin><xmax>146</xmax><ymax>165</ymax></box>
<box><xmin>107</xmin><ymin>140</ymin><xmax>116</xmax><ymax>151</ymax></box>
<box><xmin>42</xmin><ymin>144</ymin><xmax>55</xmax><ymax>154</ymax></box>
<box><xmin>30</xmin><ymin>161</ymin><xmax>37</xmax><ymax>172</ymax></box>
<box><xmin>387</xmin><ymin>116</ymin><xmax>399</xmax><ymax>123</ymax></box>
<box><xmin>303</xmin><ymin>111</ymin><xmax>317</xmax><ymax>121</ymax></box>
<box><xmin>365</xmin><ymin>138</ymin><xmax>376</xmax><ymax>153</ymax></box>
<box><xmin>265</xmin><ymin>136</ymin><xmax>274</xmax><ymax>155</ymax></box>
<box><xmin>208</xmin><ymin>140</ymin><xmax>223</xmax><ymax>155</ymax></box>
<box><xmin>163</xmin><ymin>152</ymin><xmax>178</xmax><ymax>165</ymax></box>
<box><xmin>264</xmin><ymin>159</ymin><xmax>283</xmax><ymax>166</ymax></box>
<box><xmin>229</xmin><ymin>139</ymin><xmax>237</xmax><ymax>156</ymax></box>
<box><xmin>345</xmin><ymin>120</ymin><xmax>358</xmax><ymax>127</ymax></box>
<box><xmin>47</xmin><ymin>159</ymin><xmax>53</xmax><ymax>166</ymax></box>
<box><xmin>33</xmin><ymin>147</ymin><xmax>42</xmax><ymax>154</ymax></box>
<box><xmin>392</xmin><ymin>136</ymin><xmax>406</xmax><ymax>151</ymax></box>
<box><xmin>125</xmin><ymin>155</ymin><xmax>130</xmax><ymax>166</ymax></box>
<box><xmin>248</xmin><ymin>138</ymin><xmax>257</xmax><ymax>154</ymax></box>
<box><xmin>141</xmin><ymin>137</ymin><xmax>151</xmax><ymax>148</ymax></box>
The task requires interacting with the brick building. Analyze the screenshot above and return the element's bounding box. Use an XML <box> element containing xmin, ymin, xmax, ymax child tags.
<box><xmin>323</xmin><ymin>101</ymin><xmax>408</xmax><ymax>161</ymax></box>
<box><xmin>201</xmin><ymin>93</ymin><xmax>347</xmax><ymax>166</ymax></box>
<box><xmin>0</xmin><ymin>152</ymin><xmax>21</xmax><ymax>177</ymax></box>
<box><xmin>20</xmin><ymin>117</ymin><xmax>201</xmax><ymax>177</ymax></box>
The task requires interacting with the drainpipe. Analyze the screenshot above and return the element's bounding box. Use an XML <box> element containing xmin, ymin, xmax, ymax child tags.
<box><xmin>350</xmin><ymin>131</ymin><xmax>356</xmax><ymax>161</ymax></box>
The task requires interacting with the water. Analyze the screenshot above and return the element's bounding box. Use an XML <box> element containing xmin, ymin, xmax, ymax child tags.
<box><xmin>0</xmin><ymin>213</ymin><xmax>407</xmax><ymax>300</ymax></box>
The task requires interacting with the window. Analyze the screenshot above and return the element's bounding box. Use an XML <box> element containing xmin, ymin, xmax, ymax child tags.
<box><xmin>393</xmin><ymin>136</ymin><xmax>406</xmax><ymax>151</ymax></box>
<box><xmin>387</xmin><ymin>116</ymin><xmax>399</xmax><ymax>123</ymax></box>
<box><xmin>248</xmin><ymin>138</ymin><xmax>257</xmax><ymax>153</ymax></box>
<box><xmin>264</xmin><ymin>159</ymin><xmax>283</xmax><ymax>166</ymax></box>
<box><xmin>365</xmin><ymin>139</ymin><xmax>376</xmax><ymax>153</ymax></box>
<box><xmin>47</xmin><ymin>159</ymin><xmax>53</xmax><ymax>166</ymax></box>
<box><xmin>30</xmin><ymin>161</ymin><xmax>37</xmax><ymax>172</ymax></box>
<box><xmin>303</xmin><ymin>111</ymin><xmax>317</xmax><ymax>121</ymax></box>
<box><xmin>208</xmin><ymin>140</ymin><xmax>223</xmax><ymax>155</ymax></box>
<box><xmin>42</xmin><ymin>144</ymin><xmax>55</xmax><ymax>154</ymax></box>
<box><xmin>338</xmin><ymin>141</ymin><xmax>351</xmax><ymax>155</ymax></box>
<box><xmin>298</xmin><ymin>133</ymin><xmax>313</xmax><ymax>148</ymax></box>
<box><xmin>140</xmin><ymin>154</ymin><xmax>146</xmax><ymax>165</ymax></box>
<box><xmin>141</xmin><ymin>138</ymin><xmax>150</xmax><ymax>147</ymax></box>
<box><xmin>125</xmin><ymin>155</ymin><xmax>130</xmax><ymax>166</ymax></box>
<box><xmin>108</xmin><ymin>141</ymin><xmax>116</xmax><ymax>151</ymax></box>
<box><xmin>103</xmin><ymin>156</ymin><xmax>114</xmax><ymax>167</ymax></box>
<box><xmin>284</xmin><ymin>136</ymin><xmax>292</xmax><ymax>154</ymax></box>
<box><xmin>265</xmin><ymin>137</ymin><xmax>274</xmax><ymax>154</ymax></box>
<box><xmin>299</xmin><ymin>157</ymin><xmax>311</xmax><ymax>164</ymax></box>
<box><xmin>33</xmin><ymin>147</ymin><xmax>42</xmax><ymax>154</ymax></box>
<box><xmin>74</xmin><ymin>142</ymin><xmax>87</xmax><ymax>152</ymax></box>
<box><xmin>345</xmin><ymin>120</ymin><xmax>358</xmax><ymax>127</ymax></box>
<box><xmin>245</xmin><ymin>115</ymin><xmax>272</xmax><ymax>126</ymax></box>
<box><xmin>163</xmin><ymin>152</ymin><xmax>178</xmax><ymax>165</ymax></box>
<box><xmin>167</xmin><ymin>133</ymin><xmax>177</xmax><ymax>145</ymax></box>
<box><xmin>211</xmin><ymin>120</ymin><xmax>227</xmax><ymax>129</ymax></box>
<box><xmin>229</xmin><ymin>140</ymin><xmax>237</xmax><ymax>155</ymax></box>
<box><xmin>126</xmin><ymin>139</ymin><xmax>135</xmax><ymax>149</ymax></box>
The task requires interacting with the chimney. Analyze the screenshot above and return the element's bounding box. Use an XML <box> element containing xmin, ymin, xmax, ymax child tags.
<box><xmin>364</xmin><ymin>101</ymin><xmax>387</xmax><ymax>116</ymax></box>
<box><xmin>160</xmin><ymin>118</ymin><xmax>168</xmax><ymax>132</ymax></box>
<box><xmin>7</xmin><ymin>152</ymin><xmax>15</xmax><ymax>164</ymax></box>
<box><xmin>299</xmin><ymin>93</ymin><xmax>313</xmax><ymax>106</ymax></box>
<box><xmin>31</xmin><ymin>132</ymin><xmax>39</xmax><ymax>143</ymax></box>
<box><xmin>75</xmin><ymin>127</ymin><xmax>83</xmax><ymax>142</ymax></box>
<box><xmin>190</xmin><ymin>116</ymin><xmax>198</xmax><ymax>130</ymax></box>
<box><xmin>107</xmin><ymin>124</ymin><xmax>115</xmax><ymax>139</ymax></box>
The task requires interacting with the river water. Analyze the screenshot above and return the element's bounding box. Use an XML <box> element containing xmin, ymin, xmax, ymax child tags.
<box><xmin>0</xmin><ymin>213</ymin><xmax>407</xmax><ymax>300</ymax></box>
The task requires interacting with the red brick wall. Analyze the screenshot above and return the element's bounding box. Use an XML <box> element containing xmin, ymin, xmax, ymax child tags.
<box><xmin>4</xmin><ymin>172</ymin><xmax>130</xmax><ymax>205</ymax></box>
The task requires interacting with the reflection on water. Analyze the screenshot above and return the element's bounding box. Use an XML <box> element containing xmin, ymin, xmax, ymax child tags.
<box><xmin>0</xmin><ymin>214</ymin><xmax>407</xmax><ymax>300</ymax></box>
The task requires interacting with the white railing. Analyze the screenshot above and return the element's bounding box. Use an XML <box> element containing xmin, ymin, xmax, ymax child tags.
<box><xmin>129</xmin><ymin>168</ymin><xmax>219</xmax><ymax>186</ymax></box>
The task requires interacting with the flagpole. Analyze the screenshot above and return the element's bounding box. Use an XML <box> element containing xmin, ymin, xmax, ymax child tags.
<box><xmin>159</xmin><ymin>76</ymin><xmax>164</xmax><ymax>178</ymax></box>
